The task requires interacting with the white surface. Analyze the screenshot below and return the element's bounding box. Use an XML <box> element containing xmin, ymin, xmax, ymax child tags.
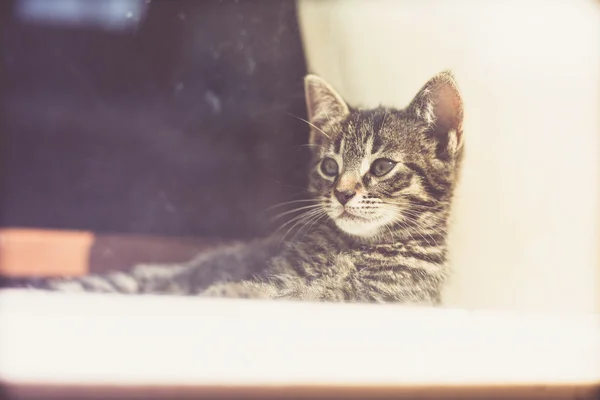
<box><xmin>297</xmin><ymin>0</ymin><xmax>600</xmax><ymax>313</ymax></box>
<box><xmin>0</xmin><ymin>290</ymin><xmax>599</xmax><ymax>387</ymax></box>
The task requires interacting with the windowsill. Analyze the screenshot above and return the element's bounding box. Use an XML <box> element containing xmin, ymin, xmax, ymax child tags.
<box><xmin>0</xmin><ymin>290</ymin><xmax>599</xmax><ymax>399</ymax></box>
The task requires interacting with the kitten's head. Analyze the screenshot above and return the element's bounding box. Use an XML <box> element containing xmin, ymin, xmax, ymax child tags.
<box><xmin>304</xmin><ymin>71</ymin><xmax>464</xmax><ymax>239</ymax></box>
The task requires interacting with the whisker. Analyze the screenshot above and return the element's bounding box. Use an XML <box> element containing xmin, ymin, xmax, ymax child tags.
<box><xmin>394</xmin><ymin>219</ymin><xmax>419</xmax><ymax>244</ymax></box>
<box><xmin>265</xmin><ymin>198</ymin><xmax>323</xmax><ymax>211</ymax></box>
<box><xmin>306</xmin><ymin>211</ymin><xmax>329</xmax><ymax>233</ymax></box>
<box><xmin>383</xmin><ymin>219</ymin><xmax>395</xmax><ymax>242</ymax></box>
<box><xmin>398</xmin><ymin>210</ymin><xmax>446</xmax><ymax>227</ymax></box>
<box><xmin>278</xmin><ymin>209</ymin><xmax>327</xmax><ymax>245</ymax></box>
<box><xmin>270</xmin><ymin>204</ymin><xmax>323</xmax><ymax>221</ymax></box>
<box><xmin>380</xmin><ymin>198</ymin><xmax>445</xmax><ymax>212</ymax></box>
<box><xmin>287</xmin><ymin>113</ymin><xmax>331</xmax><ymax>139</ymax></box>
<box><xmin>400</xmin><ymin>209</ymin><xmax>448</xmax><ymax>230</ymax></box>
<box><xmin>401</xmin><ymin>211</ymin><xmax>447</xmax><ymax>227</ymax></box>
<box><xmin>398</xmin><ymin>218</ymin><xmax>432</xmax><ymax>244</ymax></box>
<box><xmin>376</xmin><ymin>202</ymin><xmax>447</xmax><ymax>244</ymax></box>
<box><xmin>289</xmin><ymin>209</ymin><xmax>329</xmax><ymax>243</ymax></box>
<box><xmin>395</xmin><ymin>215</ymin><xmax>448</xmax><ymax>243</ymax></box>
<box><xmin>378</xmin><ymin>108</ymin><xmax>388</xmax><ymax>137</ymax></box>
<box><xmin>275</xmin><ymin>208</ymin><xmax>324</xmax><ymax>234</ymax></box>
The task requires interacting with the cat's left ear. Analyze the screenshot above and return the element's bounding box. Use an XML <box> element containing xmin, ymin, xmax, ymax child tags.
<box><xmin>304</xmin><ymin>75</ymin><xmax>349</xmax><ymax>145</ymax></box>
<box><xmin>408</xmin><ymin>70</ymin><xmax>464</xmax><ymax>159</ymax></box>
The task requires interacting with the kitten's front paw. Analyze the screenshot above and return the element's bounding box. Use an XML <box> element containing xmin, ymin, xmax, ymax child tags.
<box><xmin>200</xmin><ymin>281</ymin><xmax>277</xmax><ymax>299</ymax></box>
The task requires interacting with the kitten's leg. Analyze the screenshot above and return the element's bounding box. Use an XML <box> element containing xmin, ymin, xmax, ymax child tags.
<box><xmin>255</xmin><ymin>254</ymin><xmax>372</xmax><ymax>302</ymax></box>
<box><xmin>199</xmin><ymin>277</ymin><xmax>341</xmax><ymax>301</ymax></box>
<box><xmin>199</xmin><ymin>273</ymin><xmax>302</xmax><ymax>300</ymax></box>
<box><xmin>200</xmin><ymin>280</ymin><xmax>279</xmax><ymax>299</ymax></box>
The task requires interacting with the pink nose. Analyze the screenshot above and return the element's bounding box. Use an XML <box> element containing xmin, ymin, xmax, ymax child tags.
<box><xmin>334</xmin><ymin>189</ymin><xmax>356</xmax><ymax>205</ymax></box>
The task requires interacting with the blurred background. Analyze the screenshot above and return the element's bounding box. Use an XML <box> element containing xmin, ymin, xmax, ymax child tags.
<box><xmin>1</xmin><ymin>0</ymin><xmax>309</xmax><ymax>239</ymax></box>
<box><xmin>1</xmin><ymin>0</ymin><xmax>599</xmax><ymax>313</ymax></box>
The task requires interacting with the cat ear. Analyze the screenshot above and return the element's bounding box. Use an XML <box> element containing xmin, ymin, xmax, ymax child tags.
<box><xmin>304</xmin><ymin>75</ymin><xmax>349</xmax><ymax>145</ymax></box>
<box><xmin>408</xmin><ymin>70</ymin><xmax>464</xmax><ymax>159</ymax></box>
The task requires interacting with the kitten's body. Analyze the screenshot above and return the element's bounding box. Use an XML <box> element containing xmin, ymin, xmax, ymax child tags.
<box><xmin>3</xmin><ymin>71</ymin><xmax>464</xmax><ymax>305</ymax></box>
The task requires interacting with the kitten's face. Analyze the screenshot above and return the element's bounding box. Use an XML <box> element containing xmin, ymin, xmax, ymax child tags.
<box><xmin>304</xmin><ymin>72</ymin><xmax>464</xmax><ymax>238</ymax></box>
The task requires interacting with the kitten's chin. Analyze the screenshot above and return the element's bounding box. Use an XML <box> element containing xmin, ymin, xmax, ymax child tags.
<box><xmin>333</xmin><ymin>215</ymin><xmax>386</xmax><ymax>238</ymax></box>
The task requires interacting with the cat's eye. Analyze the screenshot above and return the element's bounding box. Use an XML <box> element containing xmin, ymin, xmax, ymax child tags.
<box><xmin>320</xmin><ymin>157</ymin><xmax>339</xmax><ymax>177</ymax></box>
<box><xmin>370</xmin><ymin>158</ymin><xmax>396</xmax><ymax>177</ymax></box>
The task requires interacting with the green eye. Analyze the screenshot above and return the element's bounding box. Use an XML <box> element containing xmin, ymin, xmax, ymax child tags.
<box><xmin>320</xmin><ymin>157</ymin><xmax>339</xmax><ymax>177</ymax></box>
<box><xmin>370</xmin><ymin>158</ymin><xmax>396</xmax><ymax>177</ymax></box>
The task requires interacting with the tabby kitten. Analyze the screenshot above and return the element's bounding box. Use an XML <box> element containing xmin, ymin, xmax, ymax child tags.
<box><xmin>4</xmin><ymin>71</ymin><xmax>464</xmax><ymax>304</ymax></box>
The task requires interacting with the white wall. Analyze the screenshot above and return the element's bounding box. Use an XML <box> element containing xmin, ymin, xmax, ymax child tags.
<box><xmin>297</xmin><ymin>0</ymin><xmax>600</xmax><ymax>312</ymax></box>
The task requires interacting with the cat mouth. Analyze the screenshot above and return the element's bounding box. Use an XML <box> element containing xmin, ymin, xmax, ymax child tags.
<box><xmin>338</xmin><ymin>211</ymin><xmax>369</xmax><ymax>222</ymax></box>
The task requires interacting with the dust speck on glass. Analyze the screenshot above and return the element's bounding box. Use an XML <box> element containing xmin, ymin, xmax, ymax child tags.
<box><xmin>1</xmin><ymin>0</ymin><xmax>464</xmax><ymax>305</ymax></box>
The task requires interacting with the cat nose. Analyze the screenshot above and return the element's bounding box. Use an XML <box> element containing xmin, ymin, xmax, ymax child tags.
<box><xmin>334</xmin><ymin>189</ymin><xmax>356</xmax><ymax>205</ymax></box>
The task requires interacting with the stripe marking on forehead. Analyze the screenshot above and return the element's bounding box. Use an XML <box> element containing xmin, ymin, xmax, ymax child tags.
<box><xmin>359</xmin><ymin>135</ymin><xmax>374</xmax><ymax>175</ymax></box>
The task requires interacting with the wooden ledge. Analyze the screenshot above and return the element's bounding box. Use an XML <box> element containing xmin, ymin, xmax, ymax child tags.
<box><xmin>0</xmin><ymin>228</ymin><xmax>231</xmax><ymax>277</ymax></box>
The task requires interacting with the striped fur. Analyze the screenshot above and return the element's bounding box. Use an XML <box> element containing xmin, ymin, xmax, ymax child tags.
<box><xmin>2</xmin><ymin>71</ymin><xmax>464</xmax><ymax>305</ymax></box>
